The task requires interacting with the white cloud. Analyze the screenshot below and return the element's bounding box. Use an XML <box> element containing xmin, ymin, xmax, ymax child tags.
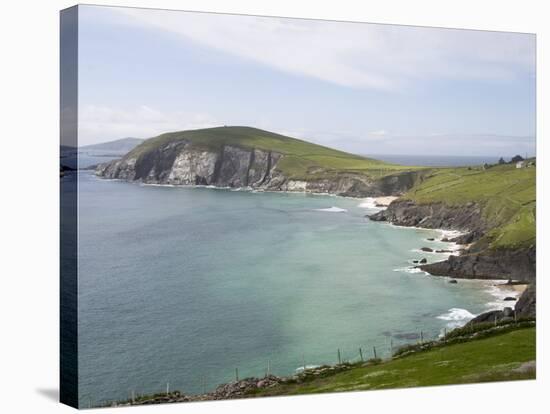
<box><xmin>370</xmin><ymin>129</ymin><xmax>389</xmax><ymax>136</ymax></box>
<box><xmin>111</xmin><ymin>8</ymin><xmax>535</xmax><ymax>90</ymax></box>
<box><xmin>78</xmin><ymin>105</ymin><xmax>219</xmax><ymax>145</ymax></box>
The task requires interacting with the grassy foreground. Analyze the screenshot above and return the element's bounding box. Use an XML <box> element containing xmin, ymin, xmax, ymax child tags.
<box><xmin>252</xmin><ymin>327</ymin><xmax>535</xmax><ymax>396</ymax></box>
<box><xmin>404</xmin><ymin>162</ymin><xmax>536</xmax><ymax>249</ymax></box>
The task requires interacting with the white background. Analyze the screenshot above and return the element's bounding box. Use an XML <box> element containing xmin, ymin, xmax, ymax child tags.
<box><xmin>1</xmin><ymin>0</ymin><xmax>547</xmax><ymax>412</ymax></box>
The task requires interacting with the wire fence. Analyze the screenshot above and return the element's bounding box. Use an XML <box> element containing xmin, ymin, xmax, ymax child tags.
<box><xmin>87</xmin><ymin>315</ymin><xmax>535</xmax><ymax>408</ymax></box>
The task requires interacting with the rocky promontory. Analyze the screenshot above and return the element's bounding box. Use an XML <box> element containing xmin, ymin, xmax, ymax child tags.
<box><xmin>95</xmin><ymin>128</ymin><xmax>424</xmax><ymax>197</ymax></box>
<box><xmin>369</xmin><ymin>198</ymin><xmax>535</xmax><ymax>283</ymax></box>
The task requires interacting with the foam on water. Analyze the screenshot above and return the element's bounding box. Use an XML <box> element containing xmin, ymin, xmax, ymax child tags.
<box><xmin>357</xmin><ymin>198</ymin><xmax>383</xmax><ymax>210</ymax></box>
<box><xmin>295</xmin><ymin>365</ymin><xmax>321</xmax><ymax>373</ymax></box>
<box><xmin>393</xmin><ymin>267</ymin><xmax>430</xmax><ymax>275</ymax></box>
<box><xmin>314</xmin><ymin>206</ymin><xmax>348</xmax><ymax>213</ymax></box>
<box><xmin>483</xmin><ymin>282</ymin><xmax>523</xmax><ymax>310</ymax></box>
<box><xmin>437</xmin><ymin>308</ymin><xmax>477</xmax><ymax>328</ymax></box>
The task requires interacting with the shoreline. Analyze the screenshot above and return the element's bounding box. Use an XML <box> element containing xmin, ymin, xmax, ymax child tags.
<box><xmin>91</xmin><ymin>170</ymin><xmax>407</xmax><ymax>201</ymax></box>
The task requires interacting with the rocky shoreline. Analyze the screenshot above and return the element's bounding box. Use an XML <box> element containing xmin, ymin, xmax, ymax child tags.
<box><xmin>368</xmin><ymin>198</ymin><xmax>536</xmax><ymax>322</ymax></box>
<box><xmin>110</xmin><ymin>364</ymin><xmax>362</xmax><ymax>407</ymax></box>
<box><xmin>95</xmin><ymin>142</ymin><xmax>425</xmax><ymax>198</ymax></box>
<box><xmin>368</xmin><ymin>199</ymin><xmax>535</xmax><ymax>283</ymax></box>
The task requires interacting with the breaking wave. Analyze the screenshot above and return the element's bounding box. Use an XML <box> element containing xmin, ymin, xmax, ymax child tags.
<box><xmin>437</xmin><ymin>308</ymin><xmax>476</xmax><ymax>328</ymax></box>
<box><xmin>314</xmin><ymin>206</ymin><xmax>348</xmax><ymax>213</ymax></box>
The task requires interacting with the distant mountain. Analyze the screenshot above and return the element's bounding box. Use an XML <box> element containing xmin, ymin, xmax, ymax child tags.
<box><xmin>80</xmin><ymin>137</ymin><xmax>144</xmax><ymax>154</ymax></box>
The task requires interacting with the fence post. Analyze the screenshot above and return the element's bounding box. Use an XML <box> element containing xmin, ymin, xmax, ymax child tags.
<box><xmin>359</xmin><ymin>347</ymin><xmax>363</xmax><ymax>362</ymax></box>
<box><xmin>302</xmin><ymin>354</ymin><xmax>306</xmax><ymax>372</ymax></box>
<box><xmin>373</xmin><ymin>346</ymin><xmax>377</xmax><ymax>359</ymax></box>
<box><xmin>420</xmin><ymin>331</ymin><xmax>423</xmax><ymax>344</ymax></box>
<box><xmin>131</xmin><ymin>390</ymin><xmax>135</xmax><ymax>403</ymax></box>
<box><xmin>235</xmin><ymin>368</ymin><xmax>239</xmax><ymax>382</ymax></box>
<box><xmin>166</xmin><ymin>382</ymin><xmax>170</xmax><ymax>395</ymax></box>
<box><xmin>337</xmin><ymin>348</ymin><xmax>341</xmax><ymax>364</ymax></box>
<box><xmin>390</xmin><ymin>339</ymin><xmax>393</xmax><ymax>354</ymax></box>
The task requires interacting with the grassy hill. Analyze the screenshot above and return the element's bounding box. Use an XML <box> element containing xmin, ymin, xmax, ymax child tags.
<box><xmin>252</xmin><ymin>327</ymin><xmax>535</xmax><ymax>397</ymax></box>
<box><xmin>404</xmin><ymin>162</ymin><xmax>536</xmax><ymax>249</ymax></box>
<box><xmin>127</xmin><ymin>126</ymin><xmax>419</xmax><ymax>180</ymax></box>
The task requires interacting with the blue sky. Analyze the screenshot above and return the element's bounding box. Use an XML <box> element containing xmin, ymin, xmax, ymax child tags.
<box><xmin>77</xmin><ymin>5</ymin><xmax>535</xmax><ymax>157</ymax></box>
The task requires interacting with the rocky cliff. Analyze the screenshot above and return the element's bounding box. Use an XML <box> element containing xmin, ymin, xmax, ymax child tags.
<box><xmin>419</xmin><ymin>247</ymin><xmax>535</xmax><ymax>282</ymax></box>
<box><xmin>96</xmin><ymin>139</ymin><xmax>422</xmax><ymax>197</ymax></box>
<box><xmin>369</xmin><ymin>199</ymin><xmax>536</xmax><ymax>283</ymax></box>
<box><xmin>369</xmin><ymin>199</ymin><xmax>488</xmax><ymax>237</ymax></box>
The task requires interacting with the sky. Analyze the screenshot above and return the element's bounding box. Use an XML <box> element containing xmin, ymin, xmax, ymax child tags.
<box><xmin>76</xmin><ymin>5</ymin><xmax>536</xmax><ymax>157</ymax></box>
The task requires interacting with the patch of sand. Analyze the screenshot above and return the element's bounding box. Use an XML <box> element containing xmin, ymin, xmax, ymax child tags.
<box><xmin>374</xmin><ymin>196</ymin><xmax>398</xmax><ymax>206</ymax></box>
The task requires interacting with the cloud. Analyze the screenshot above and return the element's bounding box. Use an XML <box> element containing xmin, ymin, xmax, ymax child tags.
<box><xmin>111</xmin><ymin>7</ymin><xmax>535</xmax><ymax>90</ymax></box>
<box><xmin>78</xmin><ymin>105</ymin><xmax>219</xmax><ymax>145</ymax></box>
<box><xmin>370</xmin><ymin>130</ymin><xmax>389</xmax><ymax>136</ymax></box>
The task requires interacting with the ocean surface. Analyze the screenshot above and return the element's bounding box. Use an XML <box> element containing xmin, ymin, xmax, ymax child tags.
<box><xmin>71</xmin><ymin>154</ymin><xmax>518</xmax><ymax>407</ymax></box>
<box><xmin>365</xmin><ymin>154</ymin><xmax>501</xmax><ymax>167</ymax></box>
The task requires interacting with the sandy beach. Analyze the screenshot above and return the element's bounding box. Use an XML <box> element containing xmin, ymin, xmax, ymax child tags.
<box><xmin>496</xmin><ymin>283</ymin><xmax>528</xmax><ymax>294</ymax></box>
<box><xmin>374</xmin><ymin>196</ymin><xmax>399</xmax><ymax>206</ymax></box>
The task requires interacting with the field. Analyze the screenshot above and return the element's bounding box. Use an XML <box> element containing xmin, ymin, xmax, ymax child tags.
<box><xmin>404</xmin><ymin>162</ymin><xmax>536</xmax><ymax>249</ymax></box>
<box><xmin>253</xmin><ymin>327</ymin><xmax>535</xmax><ymax>397</ymax></box>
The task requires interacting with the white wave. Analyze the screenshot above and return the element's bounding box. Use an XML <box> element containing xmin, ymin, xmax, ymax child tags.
<box><xmin>393</xmin><ymin>267</ymin><xmax>429</xmax><ymax>275</ymax></box>
<box><xmin>139</xmin><ymin>183</ymin><xmax>176</xmax><ymax>187</ymax></box>
<box><xmin>483</xmin><ymin>282</ymin><xmax>522</xmax><ymax>310</ymax></box>
<box><xmin>295</xmin><ymin>365</ymin><xmax>320</xmax><ymax>373</ymax></box>
<box><xmin>437</xmin><ymin>229</ymin><xmax>467</xmax><ymax>240</ymax></box>
<box><xmin>357</xmin><ymin>198</ymin><xmax>382</xmax><ymax>210</ymax></box>
<box><xmin>437</xmin><ymin>308</ymin><xmax>476</xmax><ymax>328</ymax></box>
<box><xmin>314</xmin><ymin>206</ymin><xmax>348</xmax><ymax>213</ymax></box>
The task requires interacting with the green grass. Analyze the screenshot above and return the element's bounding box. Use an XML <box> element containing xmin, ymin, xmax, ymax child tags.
<box><xmin>127</xmin><ymin>126</ymin><xmax>419</xmax><ymax>179</ymax></box>
<box><xmin>404</xmin><ymin>163</ymin><xmax>536</xmax><ymax>249</ymax></box>
<box><xmin>253</xmin><ymin>327</ymin><xmax>535</xmax><ymax>396</ymax></box>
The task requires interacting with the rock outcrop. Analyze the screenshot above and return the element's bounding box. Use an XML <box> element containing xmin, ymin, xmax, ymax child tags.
<box><xmin>369</xmin><ymin>199</ymin><xmax>487</xmax><ymax>237</ymax></box>
<box><xmin>368</xmin><ymin>199</ymin><xmax>535</xmax><ymax>283</ymax></box>
<box><xmin>419</xmin><ymin>246</ymin><xmax>535</xmax><ymax>282</ymax></box>
<box><xmin>96</xmin><ymin>140</ymin><xmax>422</xmax><ymax>197</ymax></box>
<box><xmin>466</xmin><ymin>284</ymin><xmax>536</xmax><ymax>326</ymax></box>
<box><xmin>515</xmin><ymin>284</ymin><xmax>536</xmax><ymax>318</ymax></box>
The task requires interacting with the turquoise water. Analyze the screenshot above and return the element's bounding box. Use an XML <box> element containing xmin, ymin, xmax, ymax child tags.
<box><xmin>76</xmin><ymin>170</ymin><xmax>504</xmax><ymax>406</ymax></box>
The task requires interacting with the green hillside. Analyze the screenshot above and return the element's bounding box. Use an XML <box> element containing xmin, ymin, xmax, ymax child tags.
<box><xmin>405</xmin><ymin>162</ymin><xmax>536</xmax><ymax>249</ymax></box>
<box><xmin>253</xmin><ymin>327</ymin><xmax>535</xmax><ymax>397</ymax></box>
<box><xmin>127</xmin><ymin>126</ymin><xmax>418</xmax><ymax>180</ymax></box>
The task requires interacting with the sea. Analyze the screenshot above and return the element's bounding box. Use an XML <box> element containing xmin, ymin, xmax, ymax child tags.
<box><xmin>67</xmin><ymin>152</ymin><xmax>519</xmax><ymax>407</ymax></box>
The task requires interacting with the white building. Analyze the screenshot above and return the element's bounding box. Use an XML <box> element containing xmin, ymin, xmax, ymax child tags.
<box><xmin>516</xmin><ymin>161</ymin><xmax>525</xmax><ymax>168</ymax></box>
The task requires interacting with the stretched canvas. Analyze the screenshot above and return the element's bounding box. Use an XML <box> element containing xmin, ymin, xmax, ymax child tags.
<box><xmin>60</xmin><ymin>5</ymin><xmax>536</xmax><ymax>409</ymax></box>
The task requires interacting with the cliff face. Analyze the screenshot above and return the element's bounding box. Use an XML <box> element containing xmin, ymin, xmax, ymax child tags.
<box><xmin>96</xmin><ymin>141</ymin><xmax>282</xmax><ymax>188</ymax></box>
<box><xmin>369</xmin><ymin>200</ymin><xmax>487</xmax><ymax>236</ymax></box>
<box><xmin>96</xmin><ymin>140</ymin><xmax>421</xmax><ymax>197</ymax></box>
<box><xmin>419</xmin><ymin>247</ymin><xmax>536</xmax><ymax>282</ymax></box>
<box><xmin>369</xmin><ymin>199</ymin><xmax>535</xmax><ymax>283</ymax></box>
